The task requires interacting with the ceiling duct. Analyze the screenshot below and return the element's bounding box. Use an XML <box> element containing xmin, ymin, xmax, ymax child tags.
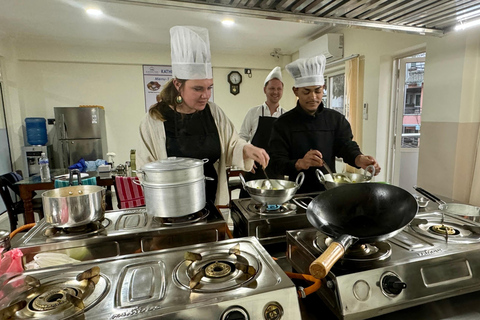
<box><xmin>299</xmin><ymin>33</ymin><xmax>344</xmax><ymax>62</ymax></box>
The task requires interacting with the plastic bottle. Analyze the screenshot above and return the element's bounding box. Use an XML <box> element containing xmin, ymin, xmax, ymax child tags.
<box><xmin>39</xmin><ymin>152</ymin><xmax>51</xmax><ymax>182</ymax></box>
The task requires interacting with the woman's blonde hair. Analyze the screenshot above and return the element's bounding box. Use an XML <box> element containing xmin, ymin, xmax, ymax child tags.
<box><xmin>149</xmin><ymin>78</ymin><xmax>186</xmax><ymax>120</ymax></box>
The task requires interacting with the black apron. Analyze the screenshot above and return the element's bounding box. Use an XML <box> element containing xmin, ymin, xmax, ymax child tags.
<box><xmin>239</xmin><ymin>106</ymin><xmax>281</xmax><ymax>198</ymax></box>
<box><xmin>164</xmin><ymin>104</ymin><xmax>221</xmax><ymax>205</ymax></box>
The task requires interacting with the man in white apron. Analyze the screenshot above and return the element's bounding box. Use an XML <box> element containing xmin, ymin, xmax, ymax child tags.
<box><xmin>239</xmin><ymin>67</ymin><xmax>285</xmax><ymax>197</ymax></box>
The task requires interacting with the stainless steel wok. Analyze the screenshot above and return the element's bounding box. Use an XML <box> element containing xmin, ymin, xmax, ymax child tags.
<box><xmin>307</xmin><ymin>183</ymin><xmax>418</xmax><ymax>279</ymax></box>
<box><xmin>239</xmin><ymin>172</ymin><xmax>304</xmax><ymax>205</ymax></box>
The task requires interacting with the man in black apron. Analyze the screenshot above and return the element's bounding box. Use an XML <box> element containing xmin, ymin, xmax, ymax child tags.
<box><xmin>239</xmin><ymin>67</ymin><xmax>285</xmax><ymax>198</ymax></box>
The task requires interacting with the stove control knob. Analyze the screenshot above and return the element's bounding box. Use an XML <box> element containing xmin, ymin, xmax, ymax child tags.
<box><xmin>221</xmin><ymin>306</ymin><xmax>249</xmax><ymax>320</ymax></box>
<box><xmin>382</xmin><ymin>275</ymin><xmax>407</xmax><ymax>295</ymax></box>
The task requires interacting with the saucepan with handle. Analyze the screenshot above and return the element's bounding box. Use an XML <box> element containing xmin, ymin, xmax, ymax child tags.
<box><xmin>306</xmin><ymin>183</ymin><xmax>418</xmax><ymax>279</ymax></box>
<box><xmin>414</xmin><ymin>186</ymin><xmax>480</xmax><ymax>222</ymax></box>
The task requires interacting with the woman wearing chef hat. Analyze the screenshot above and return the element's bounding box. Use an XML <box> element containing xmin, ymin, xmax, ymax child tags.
<box><xmin>269</xmin><ymin>54</ymin><xmax>380</xmax><ymax>194</ymax></box>
<box><xmin>137</xmin><ymin>26</ymin><xmax>269</xmax><ymax>206</ymax></box>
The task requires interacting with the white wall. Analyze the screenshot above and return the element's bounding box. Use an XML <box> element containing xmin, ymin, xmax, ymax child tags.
<box><xmin>5</xmin><ymin>39</ymin><xmax>295</xmax><ymax>167</ymax></box>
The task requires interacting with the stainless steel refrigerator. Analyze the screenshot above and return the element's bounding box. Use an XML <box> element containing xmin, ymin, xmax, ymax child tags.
<box><xmin>54</xmin><ymin>107</ymin><xmax>108</xmax><ymax>168</ymax></box>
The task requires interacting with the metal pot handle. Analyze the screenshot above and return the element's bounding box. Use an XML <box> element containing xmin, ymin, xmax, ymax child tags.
<box><xmin>239</xmin><ymin>173</ymin><xmax>247</xmax><ymax>190</ymax></box>
<box><xmin>69</xmin><ymin>169</ymin><xmax>83</xmax><ymax>186</ymax></box>
<box><xmin>291</xmin><ymin>196</ymin><xmax>313</xmax><ymax>210</ymax></box>
<box><xmin>202</xmin><ymin>158</ymin><xmax>209</xmax><ymax>164</ymax></box>
<box><xmin>295</xmin><ymin>172</ymin><xmax>305</xmax><ymax>188</ymax></box>
<box><xmin>315</xmin><ymin>169</ymin><xmax>327</xmax><ymax>187</ymax></box>
<box><xmin>132</xmin><ymin>179</ymin><xmax>142</xmax><ymax>186</ymax></box>
<box><xmin>364</xmin><ymin>165</ymin><xmax>375</xmax><ymax>181</ymax></box>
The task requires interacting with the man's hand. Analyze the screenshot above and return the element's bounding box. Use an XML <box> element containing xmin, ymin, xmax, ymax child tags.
<box><xmin>355</xmin><ymin>155</ymin><xmax>381</xmax><ymax>175</ymax></box>
<box><xmin>243</xmin><ymin>144</ymin><xmax>270</xmax><ymax>169</ymax></box>
<box><xmin>295</xmin><ymin>149</ymin><xmax>324</xmax><ymax>171</ymax></box>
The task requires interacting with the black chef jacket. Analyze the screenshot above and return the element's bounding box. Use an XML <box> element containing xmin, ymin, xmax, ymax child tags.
<box><xmin>269</xmin><ymin>101</ymin><xmax>362</xmax><ymax>194</ymax></box>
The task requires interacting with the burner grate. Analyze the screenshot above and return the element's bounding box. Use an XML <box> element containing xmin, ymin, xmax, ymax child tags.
<box><xmin>247</xmin><ymin>202</ymin><xmax>297</xmax><ymax>216</ymax></box>
<box><xmin>44</xmin><ymin>219</ymin><xmax>110</xmax><ymax>241</ymax></box>
<box><xmin>155</xmin><ymin>208</ymin><xmax>210</xmax><ymax>225</ymax></box>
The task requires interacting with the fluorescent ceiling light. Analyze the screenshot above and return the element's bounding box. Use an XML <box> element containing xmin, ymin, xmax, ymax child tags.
<box><xmin>86</xmin><ymin>8</ymin><xmax>103</xmax><ymax>17</ymax></box>
<box><xmin>222</xmin><ymin>19</ymin><xmax>235</xmax><ymax>27</ymax></box>
<box><xmin>454</xmin><ymin>18</ymin><xmax>480</xmax><ymax>31</ymax></box>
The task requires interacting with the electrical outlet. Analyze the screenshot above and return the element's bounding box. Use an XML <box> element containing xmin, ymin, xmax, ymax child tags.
<box><xmin>363</xmin><ymin>103</ymin><xmax>368</xmax><ymax>120</ymax></box>
<box><xmin>47</xmin><ymin>118</ymin><xmax>55</xmax><ymax>125</ymax></box>
<box><xmin>244</xmin><ymin>68</ymin><xmax>251</xmax><ymax>75</ymax></box>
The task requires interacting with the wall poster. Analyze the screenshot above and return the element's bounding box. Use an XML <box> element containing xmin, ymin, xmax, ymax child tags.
<box><xmin>143</xmin><ymin>65</ymin><xmax>172</xmax><ymax>112</ymax></box>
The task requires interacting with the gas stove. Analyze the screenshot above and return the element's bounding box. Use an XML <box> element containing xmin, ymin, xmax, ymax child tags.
<box><xmin>231</xmin><ymin>194</ymin><xmax>316</xmax><ymax>248</ymax></box>
<box><xmin>0</xmin><ymin>237</ymin><xmax>301</xmax><ymax>320</ymax></box>
<box><xmin>12</xmin><ymin>202</ymin><xmax>228</xmax><ymax>266</ymax></box>
<box><xmin>287</xmin><ymin>210</ymin><xmax>480</xmax><ymax>320</ymax></box>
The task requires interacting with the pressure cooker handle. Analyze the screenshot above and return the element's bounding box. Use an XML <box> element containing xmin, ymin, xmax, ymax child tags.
<box><xmin>413</xmin><ymin>186</ymin><xmax>446</xmax><ymax>205</ymax></box>
<box><xmin>69</xmin><ymin>169</ymin><xmax>83</xmax><ymax>186</ymax></box>
<box><xmin>309</xmin><ymin>234</ymin><xmax>358</xmax><ymax>279</ymax></box>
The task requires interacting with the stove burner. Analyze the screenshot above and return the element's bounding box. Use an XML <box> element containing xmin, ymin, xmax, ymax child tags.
<box><xmin>267</xmin><ymin>204</ymin><xmax>281</xmax><ymax>211</ymax></box>
<box><xmin>44</xmin><ymin>219</ymin><xmax>110</xmax><ymax>241</ymax></box>
<box><xmin>314</xmin><ymin>233</ymin><xmax>392</xmax><ymax>263</ymax></box>
<box><xmin>409</xmin><ymin>215</ymin><xmax>480</xmax><ymax>243</ymax></box>
<box><xmin>247</xmin><ymin>202</ymin><xmax>296</xmax><ymax>216</ymax></box>
<box><xmin>30</xmin><ymin>287</ymin><xmax>80</xmax><ymax>311</ymax></box>
<box><xmin>430</xmin><ymin>224</ymin><xmax>459</xmax><ymax>235</ymax></box>
<box><xmin>1</xmin><ymin>269</ymin><xmax>108</xmax><ymax>319</ymax></box>
<box><xmin>204</xmin><ymin>261</ymin><xmax>234</xmax><ymax>278</ymax></box>
<box><xmin>173</xmin><ymin>243</ymin><xmax>261</xmax><ymax>293</ymax></box>
<box><xmin>156</xmin><ymin>208</ymin><xmax>209</xmax><ymax>225</ymax></box>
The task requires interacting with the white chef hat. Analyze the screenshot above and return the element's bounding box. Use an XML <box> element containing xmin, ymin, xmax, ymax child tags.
<box><xmin>170</xmin><ymin>26</ymin><xmax>213</xmax><ymax>80</ymax></box>
<box><xmin>264</xmin><ymin>66</ymin><xmax>283</xmax><ymax>86</ymax></box>
<box><xmin>286</xmin><ymin>55</ymin><xmax>326</xmax><ymax>87</ymax></box>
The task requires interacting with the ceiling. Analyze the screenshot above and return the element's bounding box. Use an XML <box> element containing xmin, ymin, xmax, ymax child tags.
<box><xmin>0</xmin><ymin>0</ymin><xmax>479</xmax><ymax>57</ymax></box>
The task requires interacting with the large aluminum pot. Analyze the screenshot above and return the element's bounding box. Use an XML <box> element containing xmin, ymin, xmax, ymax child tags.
<box><xmin>135</xmin><ymin>157</ymin><xmax>206</xmax><ymax>218</ymax></box>
<box><xmin>136</xmin><ymin>157</ymin><xmax>206</xmax><ymax>184</ymax></box>
<box><xmin>239</xmin><ymin>172</ymin><xmax>304</xmax><ymax>205</ymax></box>
<box><xmin>42</xmin><ymin>171</ymin><xmax>106</xmax><ymax>227</ymax></box>
<box><xmin>316</xmin><ymin>165</ymin><xmax>375</xmax><ymax>190</ymax></box>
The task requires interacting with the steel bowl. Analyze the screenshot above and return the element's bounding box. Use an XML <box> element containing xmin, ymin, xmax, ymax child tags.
<box><xmin>316</xmin><ymin>165</ymin><xmax>375</xmax><ymax>190</ymax></box>
<box><xmin>240</xmin><ymin>172</ymin><xmax>304</xmax><ymax>205</ymax></box>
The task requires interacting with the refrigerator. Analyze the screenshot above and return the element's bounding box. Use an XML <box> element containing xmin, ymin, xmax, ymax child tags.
<box><xmin>54</xmin><ymin>107</ymin><xmax>108</xmax><ymax>169</ymax></box>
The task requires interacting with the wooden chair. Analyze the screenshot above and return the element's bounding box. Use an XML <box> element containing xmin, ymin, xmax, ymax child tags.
<box><xmin>0</xmin><ymin>171</ymin><xmax>44</xmax><ymax>231</ymax></box>
<box><xmin>225</xmin><ymin>167</ymin><xmax>243</xmax><ymax>207</ymax></box>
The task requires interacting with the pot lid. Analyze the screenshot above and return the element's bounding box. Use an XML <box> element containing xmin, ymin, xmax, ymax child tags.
<box><xmin>141</xmin><ymin>157</ymin><xmax>205</xmax><ymax>171</ymax></box>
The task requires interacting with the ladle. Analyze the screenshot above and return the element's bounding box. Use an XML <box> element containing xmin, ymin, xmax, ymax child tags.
<box><xmin>261</xmin><ymin>167</ymin><xmax>274</xmax><ymax>190</ymax></box>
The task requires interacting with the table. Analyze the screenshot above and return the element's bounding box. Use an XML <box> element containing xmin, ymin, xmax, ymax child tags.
<box><xmin>16</xmin><ymin>169</ymin><xmax>115</xmax><ymax>224</ymax></box>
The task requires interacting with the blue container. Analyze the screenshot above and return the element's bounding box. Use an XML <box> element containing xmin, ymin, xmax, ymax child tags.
<box><xmin>25</xmin><ymin>117</ymin><xmax>48</xmax><ymax>145</ymax></box>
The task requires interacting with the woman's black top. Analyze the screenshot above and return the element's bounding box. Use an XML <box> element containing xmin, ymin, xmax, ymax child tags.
<box><xmin>162</xmin><ymin>103</ymin><xmax>221</xmax><ymax>204</ymax></box>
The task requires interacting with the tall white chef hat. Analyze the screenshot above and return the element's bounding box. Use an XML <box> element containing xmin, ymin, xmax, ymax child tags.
<box><xmin>264</xmin><ymin>66</ymin><xmax>283</xmax><ymax>86</ymax></box>
<box><xmin>170</xmin><ymin>26</ymin><xmax>213</xmax><ymax>80</ymax></box>
<box><xmin>285</xmin><ymin>55</ymin><xmax>326</xmax><ymax>87</ymax></box>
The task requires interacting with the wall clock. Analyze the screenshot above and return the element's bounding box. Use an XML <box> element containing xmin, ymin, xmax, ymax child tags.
<box><xmin>227</xmin><ymin>71</ymin><xmax>242</xmax><ymax>95</ymax></box>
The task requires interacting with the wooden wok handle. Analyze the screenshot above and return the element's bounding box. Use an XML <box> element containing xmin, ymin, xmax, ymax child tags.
<box><xmin>309</xmin><ymin>242</ymin><xmax>345</xmax><ymax>279</ymax></box>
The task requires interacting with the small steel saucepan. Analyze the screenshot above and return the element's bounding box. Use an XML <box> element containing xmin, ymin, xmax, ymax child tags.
<box><xmin>307</xmin><ymin>183</ymin><xmax>417</xmax><ymax>279</ymax></box>
<box><xmin>414</xmin><ymin>186</ymin><xmax>480</xmax><ymax>222</ymax></box>
<box><xmin>42</xmin><ymin>170</ymin><xmax>106</xmax><ymax>227</ymax></box>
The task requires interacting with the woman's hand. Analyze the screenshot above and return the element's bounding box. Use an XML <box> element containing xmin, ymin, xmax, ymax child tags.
<box><xmin>243</xmin><ymin>144</ymin><xmax>270</xmax><ymax>168</ymax></box>
<box><xmin>295</xmin><ymin>149</ymin><xmax>324</xmax><ymax>171</ymax></box>
<box><xmin>355</xmin><ymin>155</ymin><xmax>381</xmax><ymax>175</ymax></box>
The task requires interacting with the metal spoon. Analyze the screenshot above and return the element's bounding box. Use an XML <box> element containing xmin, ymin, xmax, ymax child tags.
<box><xmin>261</xmin><ymin>167</ymin><xmax>274</xmax><ymax>190</ymax></box>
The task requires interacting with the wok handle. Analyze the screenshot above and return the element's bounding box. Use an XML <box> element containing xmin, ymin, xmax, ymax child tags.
<box><xmin>413</xmin><ymin>186</ymin><xmax>446</xmax><ymax>205</ymax></box>
<box><xmin>364</xmin><ymin>165</ymin><xmax>375</xmax><ymax>180</ymax></box>
<box><xmin>315</xmin><ymin>169</ymin><xmax>327</xmax><ymax>187</ymax></box>
<box><xmin>295</xmin><ymin>172</ymin><xmax>305</xmax><ymax>188</ymax></box>
<box><xmin>309</xmin><ymin>242</ymin><xmax>345</xmax><ymax>279</ymax></box>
